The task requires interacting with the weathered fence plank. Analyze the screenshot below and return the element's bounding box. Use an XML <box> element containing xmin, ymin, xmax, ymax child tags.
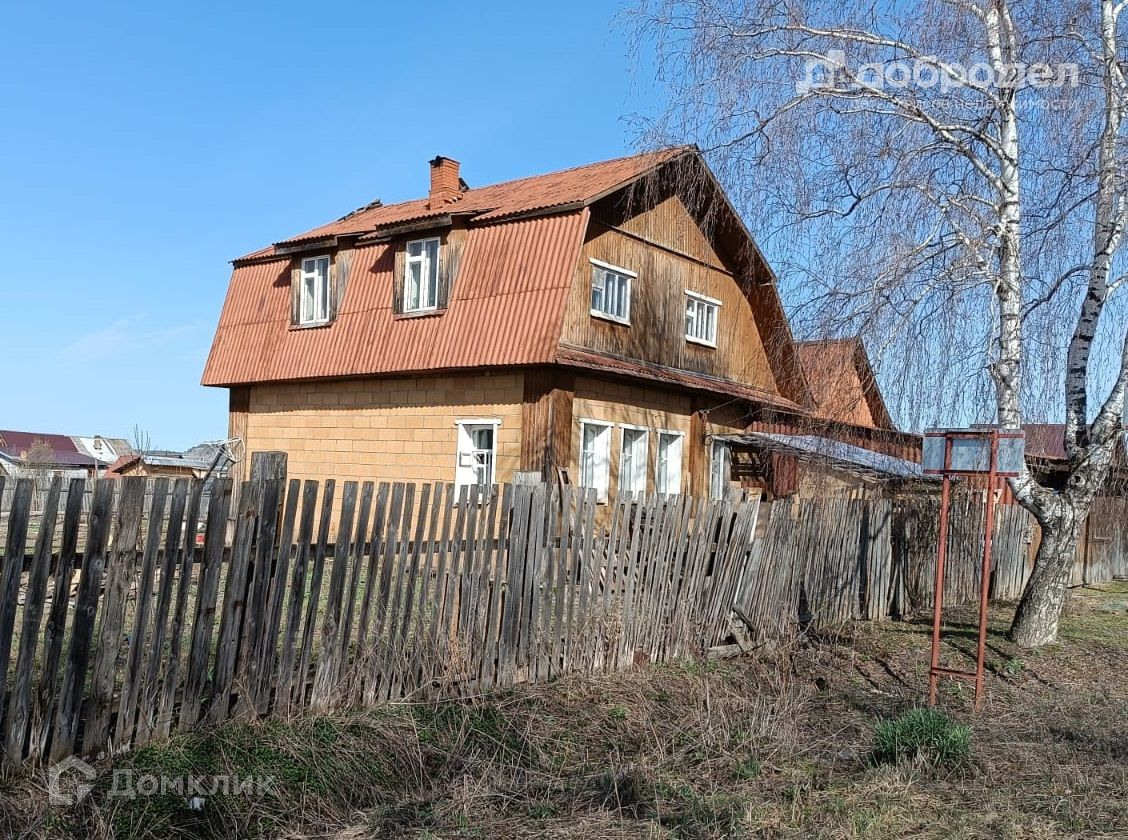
<box><xmin>4</xmin><ymin>477</ymin><xmax>62</xmax><ymax>767</ymax></box>
<box><xmin>114</xmin><ymin>478</ymin><xmax>169</xmax><ymax>750</ymax></box>
<box><xmin>50</xmin><ymin>479</ymin><xmax>116</xmax><ymax>763</ymax></box>
<box><xmin>179</xmin><ymin>479</ymin><xmax>235</xmax><ymax>731</ymax></box>
<box><xmin>276</xmin><ymin>480</ymin><xmax>319</xmax><ymax>717</ymax></box>
<box><xmin>29</xmin><ymin>477</ymin><xmax>86</xmax><ymax>761</ymax></box>
<box><xmin>134</xmin><ymin>478</ymin><xmax>189</xmax><ymax>747</ymax></box>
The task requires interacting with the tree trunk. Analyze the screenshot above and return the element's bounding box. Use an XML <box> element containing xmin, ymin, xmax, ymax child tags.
<box><xmin>1008</xmin><ymin>509</ymin><xmax>1084</xmax><ymax>647</ymax></box>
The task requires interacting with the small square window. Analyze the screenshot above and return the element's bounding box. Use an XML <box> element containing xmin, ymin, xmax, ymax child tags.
<box><xmin>299</xmin><ymin>256</ymin><xmax>331</xmax><ymax>325</ymax></box>
<box><xmin>456</xmin><ymin>420</ymin><xmax>498</xmax><ymax>490</ymax></box>
<box><xmin>590</xmin><ymin>259</ymin><xmax>634</xmax><ymax>324</ymax></box>
<box><xmin>405</xmin><ymin>237</ymin><xmax>441</xmax><ymax>312</ymax></box>
<box><xmin>685</xmin><ymin>291</ymin><xmax>720</xmax><ymax>347</ymax></box>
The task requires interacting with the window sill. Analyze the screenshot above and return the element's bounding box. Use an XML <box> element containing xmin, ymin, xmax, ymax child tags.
<box><xmin>591</xmin><ymin>310</ymin><xmax>631</xmax><ymax>327</ymax></box>
<box><xmin>290</xmin><ymin>319</ymin><xmax>334</xmax><ymax>331</ymax></box>
<box><xmin>686</xmin><ymin>336</ymin><xmax>717</xmax><ymax>349</ymax></box>
<box><xmin>395</xmin><ymin>307</ymin><xmax>445</xmax><ymax>321</ymax></box>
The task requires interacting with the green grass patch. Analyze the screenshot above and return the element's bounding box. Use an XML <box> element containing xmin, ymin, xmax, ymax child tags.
<box><xmin>871</xmin><ymin>708</ymin><xmax>971</xmax><ymax>771</ymax></box>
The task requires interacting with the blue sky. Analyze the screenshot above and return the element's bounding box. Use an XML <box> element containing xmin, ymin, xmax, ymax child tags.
<box><xmin>1</xmin><ymin>0</ymin><xmax>659</xmax><ymax>449</ymax></box>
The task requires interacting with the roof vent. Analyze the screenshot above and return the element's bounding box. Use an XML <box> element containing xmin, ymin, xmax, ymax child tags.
<box><xmin>429</xmin><ymin>156</ymin><xmax>462</xmax><ymax>207</ymax></box>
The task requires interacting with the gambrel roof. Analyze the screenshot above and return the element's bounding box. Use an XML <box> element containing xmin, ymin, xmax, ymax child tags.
<box><xmin>201</xmin><ymin>148</ymin><xmax>811</xmax><ymax>411</ymax></box>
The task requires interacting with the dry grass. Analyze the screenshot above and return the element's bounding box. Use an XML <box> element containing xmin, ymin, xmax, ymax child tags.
<box><xmin>1</xmin><ymin>583</ymin><xmax>1125</xmax><ymax>839</ymax></box>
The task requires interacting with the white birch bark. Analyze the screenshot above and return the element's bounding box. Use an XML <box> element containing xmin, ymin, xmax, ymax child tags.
<box><xmin>637</xmin><ymin>0</ymin><xmax>1128</xmax><ymax>645</ymax></box>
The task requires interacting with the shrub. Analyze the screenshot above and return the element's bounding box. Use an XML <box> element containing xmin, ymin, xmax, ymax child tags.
<box><xmin>871</xmin><ymin>708</ymin><xmax>971</xmax><ymax>770</ymax></box>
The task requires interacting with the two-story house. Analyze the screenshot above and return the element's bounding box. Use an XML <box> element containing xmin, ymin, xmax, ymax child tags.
<box><xmin>202</xmin><ymin>148</ymin><xmax>820</xmax><ymax>503</ymax></box>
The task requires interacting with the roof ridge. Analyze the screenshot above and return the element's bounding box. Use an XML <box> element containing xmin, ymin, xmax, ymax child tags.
<box><xmin>307</xmin><ymin>146</ymin><xmax>692</xmax><ymax>227</ymax></box>
<box><xmin>339</xmin><ymin>197</ymin><xmax>384</xmax><ymax>221</ymax></box>
<box><xmin>455</xmin><ymin>145</ymin><xmax>692</xmax><ymax>195</ymax></box>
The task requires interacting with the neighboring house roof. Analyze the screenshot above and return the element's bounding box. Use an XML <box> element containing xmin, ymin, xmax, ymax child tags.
<box><xmin>0</xmin><ymin>451</ymin><xmax>21</xmax><ymax>477</ymax></box>
<box><xmin>1023</xmin><ymin>424</ymin><xmax>1068</xmax><ymax>460</ymax></box>
<box><xmin>1022</xmin><ymin>423</ymin><xmax>1128</xmax><ymax>464</ymax></box>
<box><xmin>720</xmin><ymin>432</ymin><xmax>931</xmax><ymax>481</ymax></box>
<box><xmin>0</xmin><ymin>430</ymin><xmax>97</xmax><ymax>469</ymax></box>
<box><xmin>201</xmin><ymin>148</ymin><xmax>812</xmax><ymax>412</ymax></box>
<box><xmin>103</xmin><ymin>454</ymin><xmax>135</xmax><ymax>474</ymax></box>
<box><xmin>106</xmin><ymin>442</ymin><xmax>229</xmax><ymax>477</ymax></box>
<box><xmin>794</xmin><ymin>338</ymin><xmax>895</xmax><ymax>430</ymax></box>
<box><xmin>71</xmin><ymin>435</ymin><xmax>132</xmax><ymax>464</ymax></box>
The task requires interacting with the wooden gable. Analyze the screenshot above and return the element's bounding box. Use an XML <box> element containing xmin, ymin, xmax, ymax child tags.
<box><xmin>557</xmin><ymin>165</ymin><xmax>808</xmax><ymax>406</ymax></box>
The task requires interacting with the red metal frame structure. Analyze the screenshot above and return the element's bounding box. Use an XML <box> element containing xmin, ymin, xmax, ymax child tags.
<box><xmin>922</xmin><ymin>427</ymin><xmax>1025</xmax><ymax>711</ymax></box>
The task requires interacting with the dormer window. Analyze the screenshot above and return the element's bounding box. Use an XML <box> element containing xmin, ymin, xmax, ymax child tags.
<box><xmin>405</xmin><ymin>237</ymin><xmax>441</xmax><ymax>312</ymax></box>
<box><xmin>590</xmin><ymin>259</ymin><xmax>634</xmax><ymax>325</ymax></box>
<box><xmin>299</xmin><ymin>256</ymin><xmax>331</xmax><ymax>325</ymax></box>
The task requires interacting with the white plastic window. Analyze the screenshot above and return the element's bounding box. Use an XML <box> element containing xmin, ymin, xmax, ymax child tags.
<box><xmin>579</xmin><ymin>421</ymin><xmax>612</xmax><ymax>502</ymax></box>
<box><xmin>405</xmin><ymin>237</ymin><xmax>441</xmax><ymax>312</ymax></box>
<box><xmin>299</xmin><ymin>255</ymin><xmax>331</xmax><ymax>324</ymax></box>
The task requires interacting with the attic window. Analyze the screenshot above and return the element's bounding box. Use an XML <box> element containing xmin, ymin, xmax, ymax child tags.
<box><xmin>590</xmin><ymin>258</ymin><xmax>634</xmax><ymax>325</ymax></box>
<box><xmin>405</xmin><ymin>237</ymin><xmax>441</xmax><ymax>312</ymax></box>
<box><xmin>685</xmin><ymin>291</ymin><xmax>720</xmax><ymax>347</ymax></box>
<box><xmin>299</xmin><ymin>256</ymin><xmax>331</xmax><ymax>325</ymax></box>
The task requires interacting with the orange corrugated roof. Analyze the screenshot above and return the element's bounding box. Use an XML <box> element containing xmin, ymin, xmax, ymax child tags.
<box><xmin>204</xmin><ymin>149</ymin><xmax>695</xmax><ymax>388</ymax></box>
<box><xmin>795</xmin><ymin>338</ymin><xmax>895</xmax><ymax>430</ymax></box>
<box><xmin>253</xmin><ymin>148</ymin><xmax>689</xmax><ymax>257</ymax></box>
<box><xmin>203</xmin><ymin>210</ymin><xmax>589</xmax><ymax>386</ymax></box>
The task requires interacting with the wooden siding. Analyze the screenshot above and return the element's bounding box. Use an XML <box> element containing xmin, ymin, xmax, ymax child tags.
<box><xmin>795</xmin><ymin>339</ymin><xmax>894</xmax><ymax>430</ymax></box>
<box><xmin>228</xmin><ymin>387</ymin><xmax>250</xmax><ymax>483</ymax></box>
<box><xmin>520</xmin><ymin>369</ymin><xmax>575</xmax><ymax>477</ymax></box>
<box><xmin>615</xmin><ymin>193</ymin><xmax>727</xmax><ymax>268</ymax></box>
<box><xmin>559</xmin><ymin>195</ymin><xmax>780</xmax><ymax>395</ymax></box>
<box><xmin>568</xmin><ymin>375</ymin><xmax>746</xmax><ymax>503</ymax></box>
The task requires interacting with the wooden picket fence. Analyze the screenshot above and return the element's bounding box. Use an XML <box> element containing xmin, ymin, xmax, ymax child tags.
<box><xmin>0</xmin><ymin>471</ymin><xmax>1119</xmax><ymax>771</ymax></box>
<box><xmin>0</xmin><ymin>475</ymin><xmax>759</xmax><ymax>769</ymax></box>
<box><xmin>734</xmin><ymin>495</ymin><xmax>1036</xmax><ymax>636</ymax></box>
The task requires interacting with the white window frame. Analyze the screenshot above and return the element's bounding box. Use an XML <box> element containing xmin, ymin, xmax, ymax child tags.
<box><xmin>618</xmin><ymin>424</ymin><xmax>649</xmax><ymax>496</ymax></box>
<box><xmin>710</xmin><ymin>439</ymin><xmax>732</xmax><ymax>501</ymax></box>
<box><xmin>578</xmin><ymin>419</ymin><xmax>613</xmax><ymax>503</ymax></box>
<box><xmin>589</xmin><ymin>258</ymin><xmax>634</xmax><ymax>325</ymax></box>
<box><xmin>685</xmin><ymin>290</ymin><xmax>721</xmax><ymax>347</ymax></box>
<box><xmin>656</xmin><ymin>430</ymin><xmax>684</xmax><ymax>496</ymax></box>
<box><xmin>299</xmin><ymin>255</ymin><xmax>331</xmax><ymax>325</ymax></box>
<box><xmin>404</xmin><ymin>236</ymin><xmax>441</xmax><ymax>313</ymax></box>
<box><xmin>454</xmin><ymin>419</ymin><xmax>500</xmax><ymax>492</ymax></box>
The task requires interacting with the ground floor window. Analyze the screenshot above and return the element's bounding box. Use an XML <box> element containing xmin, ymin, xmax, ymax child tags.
<box><xmin>656</xmin><ymin>431</ymin><xmax>684</xmax><ymax>495</ymax></box>
<box><xmin>619</xmin><ymin>426</ymin><xmax>649</xmax><ymax>496</ymax></box>
<box><xmin>579</xmin><ymin>420</ymin><xmax>612</xmax><ymax>502</ymax></box>
<box><xmin>710</xmin><ymin>439</ymin><xmax>732</xmax><ymax>500</ymax></box>
<box><xmin>455</xmin><ymin>420</ymin><xmax>498</xmax><ymax>490</ymax></box>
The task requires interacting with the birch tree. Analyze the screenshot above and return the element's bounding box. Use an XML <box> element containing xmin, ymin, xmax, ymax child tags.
<box><xmin>634</xmin><ymin>0</ymin><xmax>1128</xmax><ymax>645</ymax></box>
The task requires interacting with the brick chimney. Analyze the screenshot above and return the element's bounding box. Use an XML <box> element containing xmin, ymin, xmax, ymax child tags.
<box><xmin>428</xmin><ymin>156</ymin><xmax>461</xmax><ymax>207</ymax></box>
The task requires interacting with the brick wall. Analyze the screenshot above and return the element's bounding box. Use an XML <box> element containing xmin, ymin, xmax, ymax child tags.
<box><xmin>239</xmin><ymin>372</ymin><xmax>524</xmax><ymax>487</ymax></box>
<box><xmin>232</xmin><ymin>369</ymin><xmax>754</xmax><ymax>521</ymax></box>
